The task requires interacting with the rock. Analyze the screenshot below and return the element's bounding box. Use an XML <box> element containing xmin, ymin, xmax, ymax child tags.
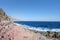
<box><xmin>45</xmin><ymin>31</ymin><xmax>60</xmax><ymax>39</ymax></box>
<box><xmin>0</xmin><ymin>23</ymin><xmax>14</xmax><ymax>40</ymax></box>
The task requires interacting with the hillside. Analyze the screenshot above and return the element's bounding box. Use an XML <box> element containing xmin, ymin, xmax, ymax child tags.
<box><xmin>0</xmin><ymin>8</ymin><xmax>11</xmax><ymax>22</ymax></box>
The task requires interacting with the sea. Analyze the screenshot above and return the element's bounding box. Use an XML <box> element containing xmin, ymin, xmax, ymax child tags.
<box><xmin>14</xmin><ymin>21</ymin><xmax>60</xmax><ymax>32</ymax></box>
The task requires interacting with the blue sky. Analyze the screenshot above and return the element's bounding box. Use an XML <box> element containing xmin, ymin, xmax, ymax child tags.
<box><xmin>0</xmin><ymin>0</ymin><xmax>60</xmax><ymax>21</ymax></box>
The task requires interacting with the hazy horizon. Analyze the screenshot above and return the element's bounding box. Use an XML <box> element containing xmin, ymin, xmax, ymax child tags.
<box><xmin>0</xmin><ymin>0</ymin><xmax>60</xmax><ymax>21</ymax></box>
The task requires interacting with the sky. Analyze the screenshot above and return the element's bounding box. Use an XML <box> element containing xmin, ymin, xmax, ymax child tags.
<box><xmin>0</xmin><ymin>0</ymin><xmax>60</xmax><ymax>21</ymax></box>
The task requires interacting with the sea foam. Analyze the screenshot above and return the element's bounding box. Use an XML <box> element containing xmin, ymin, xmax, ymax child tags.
<box><xmin>14</xmin><ymin>23</ymin><xmax>60</xmax><ymax>32</ymax></box>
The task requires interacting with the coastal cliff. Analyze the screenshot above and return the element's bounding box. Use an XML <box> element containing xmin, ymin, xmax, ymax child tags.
<box><xmin>0</xmin><ymin>8</ymin><xmax>11</xmax><ymax>22</ymax></box>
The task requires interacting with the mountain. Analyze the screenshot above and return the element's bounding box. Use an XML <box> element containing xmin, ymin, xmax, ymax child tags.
<box><xmin>0</xmin><ymin>8</ymin><xmax>11</xmax><ymax>22</ymax></box>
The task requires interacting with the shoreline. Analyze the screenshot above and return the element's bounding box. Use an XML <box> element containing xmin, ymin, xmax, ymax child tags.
<box><xmin>13</xmin><ymin>23</ymin><xmax>60</xmax><ymax>39</ymax></box>
<box><xmin>0</xmin><ymin>21</ymin><xmax>60</xmax><ymax>40</ymax></box>
<box><xmin>14</xmin><ymin>23</ymin><xmax>60</xmax><ymax>32</ymax></box>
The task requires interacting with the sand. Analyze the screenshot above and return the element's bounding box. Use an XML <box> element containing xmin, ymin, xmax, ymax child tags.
<box><xmin>0</xmin><ymin>23</ymin><xmax>52</xmax><ymax>40</ymax></box>
<box><xmin>9</xmin><ymin>24</ymin><xmax>52</xmax><ymax>40</ymax></box>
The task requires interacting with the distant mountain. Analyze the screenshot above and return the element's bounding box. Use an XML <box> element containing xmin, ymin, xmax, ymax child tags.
<box><xmin>9</xmin><ymin>16</ymin><xmax>21</xmax><ymax>21</ymax></box>
<box><xmin>0</xmin><ymin>8</ymin><xmax>20</xmax><ymax>22</ymax></box>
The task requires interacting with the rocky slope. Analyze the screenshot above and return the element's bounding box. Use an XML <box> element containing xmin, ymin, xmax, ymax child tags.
<box><xmin>0</xmin><ymin>8</ymin><xmax>10</xmax><ymax>22</ymax></box>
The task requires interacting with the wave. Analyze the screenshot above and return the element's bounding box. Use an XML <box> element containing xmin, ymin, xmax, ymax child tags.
<box><xmin>13</xmin><ymin>23</ymin><xmax>60</xmax><ymax>32</ymax></box>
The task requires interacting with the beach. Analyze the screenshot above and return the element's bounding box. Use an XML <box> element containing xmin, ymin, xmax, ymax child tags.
<box><xmin>0</xmin><ymin>22</ymin><xmax>60</xmax><ymax>40</ymax></box>
<box><xmin>0</xmin><ymin>22</ymin><xmax>54</xmax><ymax>40</ymax></box>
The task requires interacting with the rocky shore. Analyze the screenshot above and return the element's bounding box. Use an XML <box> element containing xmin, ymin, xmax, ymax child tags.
<box><xmin>0</xmin><ymin>22</ymin><xmax>60</xmax><ymax>40</ymax></box>
<box><xmin>28</xmin><ymin>29</ymin><xmax>60</xmax><ymax>40</ymax></box>
<box><xmin>44</xmin><ymin>31</ymin><xmax>60</xmax><ymax>38</ymax></box>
